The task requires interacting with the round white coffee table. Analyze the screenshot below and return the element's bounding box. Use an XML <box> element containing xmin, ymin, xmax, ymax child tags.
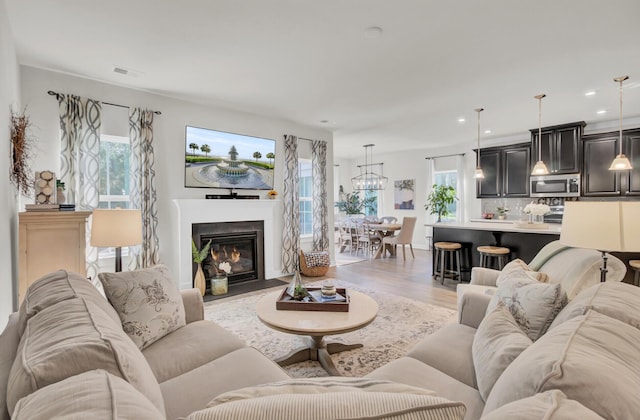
<box><xmin>256</xmin><ymin>290</ymin><xmax>378</xmax><ymax>375</ymax></box>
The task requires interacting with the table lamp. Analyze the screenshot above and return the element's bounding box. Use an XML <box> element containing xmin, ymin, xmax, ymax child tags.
<box><xmin>90</xmin><ymin>209</ymin><xmax>143</xmax><ymax>272</ymax></box>
<box><xmin>560</xmin><ymin>201</ymin><xmax>640</xmax><ymax>282</ymax></box>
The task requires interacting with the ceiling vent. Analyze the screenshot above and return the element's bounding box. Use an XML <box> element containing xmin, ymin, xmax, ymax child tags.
<box><xmin>113</xmin><ymin>66</ymin><xmax>129</xmax><ymax>75</ymax></box>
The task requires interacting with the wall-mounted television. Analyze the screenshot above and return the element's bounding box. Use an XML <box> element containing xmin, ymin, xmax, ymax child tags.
<box><xmin>185</xmin><ymin>126</ymin><xmax>275</xmax><ymax>190</ymax></box>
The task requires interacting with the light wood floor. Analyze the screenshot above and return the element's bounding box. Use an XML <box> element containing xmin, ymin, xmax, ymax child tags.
<box><xmin>308</xmin><ymin>248</ymin><xmax>459</xmax><ymax>311</ymax></box>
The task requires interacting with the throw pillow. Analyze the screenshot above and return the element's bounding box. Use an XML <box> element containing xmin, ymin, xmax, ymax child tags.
<box><xmin>186</xmin><ymin>378</ymin><xmax>466</xmax><ymax>420</ymax></box>
<box><xmin>482</xmin><ymin>390</ymin><xmax>604</xmax><ymax>420</ymax></box>
<box><xmin>495</xmin><ymin>259</ymin><xmax>549</xmax><ymax>287</ymax></box>
<box><xmin>487</xmin><ymin>276</ymin><xmax>567</xmax><ymax>341</ymax></box>
<box><xmin>99</xmin><ymin>264</ymin><xmax>186</xmax><ymax>350</ymax></box>
<box><xmin>472</xmin><ymin>303</ymin><xmax>533</xmax><ymax>401</ymax></box>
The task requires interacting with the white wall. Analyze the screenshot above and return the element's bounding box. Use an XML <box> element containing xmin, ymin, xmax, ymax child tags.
<box><xmin>19</xmin><ymin>66</ymin><xmax>334</xmax><ymax>282</ymax></box>
<box><xmin>0</xmin><ymin>0</ymin><xmax>20</xmax><ymax>327</ymax></box>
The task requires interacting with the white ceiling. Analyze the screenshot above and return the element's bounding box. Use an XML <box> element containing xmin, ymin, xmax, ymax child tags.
<box><xmin>6</xmin><ymin>0</ymin><xmax>640</xmax><ymax>159</ymax></box>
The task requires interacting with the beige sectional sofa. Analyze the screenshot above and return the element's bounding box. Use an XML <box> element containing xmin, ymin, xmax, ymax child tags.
<box><xmin>0</xmin><ymin>270</ymin><xmax>289</xmax><ymax>420</ymax></box>
<box><xmin>370</xmin><ymin>281</ymin><xmax>640</xmax><ymax>419</ymax></box>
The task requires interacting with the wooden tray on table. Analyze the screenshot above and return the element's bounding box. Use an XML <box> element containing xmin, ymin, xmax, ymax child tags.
<box><xmin>275</xmin><ymin>287</ymin><xmax>350</xmax><ymax>312</ymax></box>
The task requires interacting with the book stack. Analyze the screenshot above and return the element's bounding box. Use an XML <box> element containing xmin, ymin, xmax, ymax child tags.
<box><xmin>59</xmin><ymin>204</ymin><xmax>76</xmax><ymax>211</ymax></box>
<box><xmin>25</xmin><ymin>204</ymin><xmax>59</xmax><ymax>212</ymax></box>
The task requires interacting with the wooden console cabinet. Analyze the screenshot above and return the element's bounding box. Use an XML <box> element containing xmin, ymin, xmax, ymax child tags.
<box><xmin>18</xmin><ymin>211</ymin><xmax>92</xmax><ymax>303</ymax></box>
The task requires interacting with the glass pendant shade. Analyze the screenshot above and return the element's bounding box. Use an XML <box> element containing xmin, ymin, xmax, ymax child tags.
<box><xmin>532</xmin><ymin>160</ymin><xmax>551</xmax><ymax>175</ymax></box>
<box><xmin>474</xmin><ymin>168</ymin><xmax>485</xmax><ymax>179</ymax></box>
<box><xmin>351</xmin><ymin>144</ymin><xmax>388</xmax><ymax>191</ymax></box>
<box><xmin>531</xmin><ymin>94</ymin><xmax>549</xmax><ymax>175</ymax></box>
<box><xmin>609</xmin><ymin>76</ymin><xmax>632</xmax><ymax>171</ymax></box>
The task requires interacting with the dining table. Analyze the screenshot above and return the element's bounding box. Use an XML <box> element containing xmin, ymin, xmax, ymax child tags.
<box><xmin>368</xmin><ymin>223</ymin><xmax>402</xmax><ymax>259</ymax></box>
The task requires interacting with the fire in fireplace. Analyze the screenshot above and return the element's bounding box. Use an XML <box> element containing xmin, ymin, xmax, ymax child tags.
<box><xmin>192</xmin><ymin>221</ymin><xmax>265</xmax><ymax>290</ymax></box>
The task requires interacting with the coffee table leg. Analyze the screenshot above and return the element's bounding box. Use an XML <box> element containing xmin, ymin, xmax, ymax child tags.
<box><xmin>274</xmin><ymin>336</ymin><xmax>364</xmax><ymax>376</ymax></box>
<box><xmin>276</xmin><ymin>347</ymin><xmax>313</xmax><ymax>367</ymax></box>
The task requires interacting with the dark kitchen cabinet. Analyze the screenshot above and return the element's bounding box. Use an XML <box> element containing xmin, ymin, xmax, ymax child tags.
<box><xmin>476</xmin><ymin>143</ymin><xmax>530</xmax><ymax>198</ymax></box>
<box><xmin>582</xmin><ymin>129</ymin><xmax>640</xmax><ymax>197</ymax></box>
<box><xmin>531</xmin><ymin>121</ymin><xmax>585</xmax><ymax>174</ymax></box>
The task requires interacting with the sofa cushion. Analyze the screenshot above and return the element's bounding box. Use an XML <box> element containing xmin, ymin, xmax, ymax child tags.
<box><xmin>160</xmin><ymin>347</ymin><xmax>290</xmax><ymax>420</ymax></box>
<box><xmin>99</xmin><ymin>264</ymin><xmax>186</xmax><ymax>350</ymax></box>
<box><xmin>17</xmin><ymin>270</ymin><xmax>121</xmax><ymax>337</ymax></box>
<box><xmin>550</xmin><ymin>281</ymin><xmax>640</xmax><ymax>330</ymax></box>
<box><xmin>12</xmin><ymin>370</ymin><xmax>164</xmax><ymax>420</ymax></box>
<box><xmin>143</xmin><ymin>320</ymin><xmax>245</xmax><ymax>383</ymax></box>
<box><xmin>407</xmin><ymin>323</ymin><xmax>477</xmax><ymax>388</ymax></box>
<box><xmin>483</xmin><ymin>310</ymin><xmax>640</xmax><ymax>418</ymax></box>
<box><xmin>7</xmin><ymin>297</ymin><xmax>165</xmax><ymax>417</ymax></box>
<box><xmin>472</xmin><ymin>303</ymin><xmax>532</xmax><ymax>401</ymax></box>
<box><xmin>495</xmin><ymin>259</ymin><xmax>549</xmax><ymax>287</ymax></box>
<box><xmin>367</xmin><ymin>357</ymin><xmax>485</xmax><ymax>420</ymax></box>
<box><xmin>187</xmin><ymin>377</ymin><xmax>466</xmax><ymax>420</ymax></box>
<box><xmin>481</xmin><ymin>390</ymin><xmax>604</xmax><ymax>420</ymax></box>
<box><xmin>0</xmin><ymin>314</ymin><xmax>19</xmax><ymax>420</ymax></box>
<box><xmin>487</xmin><ymin>276</ymin><xmax>567</xmax><ymax>341</ymax></box>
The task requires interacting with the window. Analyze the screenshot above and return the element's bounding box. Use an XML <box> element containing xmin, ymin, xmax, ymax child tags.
<box><xmin>299</xmin><ymin>159</ymin><xmax>313</xmax><ymax>236</ymax></box>
<box><xmin>99</xmin><ymin>134</ymin><xmax>131</xmax><ymax>209</ymax></box>
<box><xmin>434</xmin><ymin>170</ymin><xmax>458</xmax><ymax>221</ymax></box>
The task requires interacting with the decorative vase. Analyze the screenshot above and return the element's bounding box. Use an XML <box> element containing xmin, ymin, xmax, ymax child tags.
<box><xmin>498</xmin><ymin>214</ymin><xmax>505</xmax><ymax>220</ymax></box>
<box><xmin>194</xmin><ymin>263</ymin><xmax>206</xmax><ymax>296</ymax></box>
<box><xmin>211</xmin><ymin>276</ymin><xmax>228</xmax><ymax>295</ymax></box>
<box><xmin>529</xmin><ymin>214</ymin><xmax>544</xmax><ymax>224</ymax></box>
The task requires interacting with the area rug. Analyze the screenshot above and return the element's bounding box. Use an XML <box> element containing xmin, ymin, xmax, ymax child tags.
<box><xmin>334</xmin><ymin>251</ymin><xmax>367</xmax><ymax>266</ymax></box>
<box><xmin>204</xmin><ymin>279</ymin><xmax>457</xmax><ymax>378</ymax></box>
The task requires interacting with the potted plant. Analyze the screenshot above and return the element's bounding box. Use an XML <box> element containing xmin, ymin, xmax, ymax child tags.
<box><xmin>424</xmin><ymin>184</ymin><xmax>458</xmax><ymax>222</ymax></box>
<box><xmin>496</xmin><ymin>206</ymin><xmax>509</xmax><ymax>220</ymax></box>
<box><xmin>335</xmin><ymin>191</ymin><xmax>376</xmax><ymax>215</ymax></box>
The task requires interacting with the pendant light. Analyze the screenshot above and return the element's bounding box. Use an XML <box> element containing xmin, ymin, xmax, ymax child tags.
<box><xmin>474</xmin><ymin>108</ymin><xmax>485</xmax><ymax>179</ymax></box>
<box><xmin>609</xmin><ymin>76</ymin><xmax>632</xmax><ymax>171</ymax></box>
<box><xmin>351</xmin><ymin>144</ymin><xmax>388</xmax><ymax>191</ymax></box>
<box><xmin>531</xmin><ymin>94</ymin><xmax>550</xmax><ymax>175</ymax></box>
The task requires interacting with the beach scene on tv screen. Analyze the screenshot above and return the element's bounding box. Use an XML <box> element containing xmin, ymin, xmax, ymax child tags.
<box><xmin>185</xmin><ymin>126</ymin><xmax>275</xmax><ymax>190</ymax></box>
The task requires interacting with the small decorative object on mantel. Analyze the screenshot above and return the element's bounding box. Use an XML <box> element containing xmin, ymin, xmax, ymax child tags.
<box><xmin>34</xmin><ymin>170</ymin><xmax>57</xmax><ymax>205</ymax></box>
<box><xmin>191</xmin><ymin>239</ymin><xmax>211</xmax><ymax>296</ymax></box>
<box><xmin>267</xmin><ymin>190</ymin><xmax>278</xmax><ymax>199</ymax></box>
<box><xmin>9</xmin><ymin>109</ymin><xmax>36</xmax><ymax>196</ymax></box>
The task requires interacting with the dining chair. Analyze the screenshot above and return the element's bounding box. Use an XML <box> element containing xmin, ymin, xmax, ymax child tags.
<box><xmin>382</xmin><ymin>216</ymin><xmax>417</xmax><ymax>261</ymax></box>
<box><xmin>338</xmin><ymin>219</ymin><xmax>354</xmax><ymax>254</ymax></box>
<box><xmin>380</xmin><ymin>216</ymin><xmax>397</xmax><ymax>224</ymax></box>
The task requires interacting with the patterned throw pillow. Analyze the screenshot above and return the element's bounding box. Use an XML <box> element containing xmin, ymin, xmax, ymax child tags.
<box><xmin>98</xmin><ymin>265</ymin><xmax>186</xmax><ymax>350</ymax></box>
<box><xmin>487</xmin><ymin>276</ymin><xmax>567</xmax><ymax>341</ymax></box>
<box><xmin>496</xmin><ymin>259</ymin><xmax>549</xmax><ymax>287</ymax></box>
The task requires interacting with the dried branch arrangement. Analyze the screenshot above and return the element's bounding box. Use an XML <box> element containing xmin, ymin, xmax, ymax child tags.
<box><xmin>9</xmin><ymin>110</ymin><xmax>35</xmax><ymax>195</ymax></box>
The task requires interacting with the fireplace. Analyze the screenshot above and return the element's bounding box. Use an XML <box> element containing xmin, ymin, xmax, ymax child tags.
<box><xmin>192</xmin><ymin>221</ymin><xmax>265</xmax><ymax>290</ymax></box>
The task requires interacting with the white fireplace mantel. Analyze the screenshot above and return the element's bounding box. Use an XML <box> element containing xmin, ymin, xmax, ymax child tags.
<box><xmin>172</xmin><ymin>199</ymin><xmax>283</xmax><ymax>290</ymax></box>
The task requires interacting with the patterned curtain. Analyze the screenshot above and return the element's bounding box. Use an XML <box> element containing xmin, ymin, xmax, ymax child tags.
<box><xmin>282</xmin><ymin>134</ymin><xmax>300</xmax><ymax>274</ymax></box>
<box><xmin>128</xmin><ymin>108</ymin><xmax>160</xmax><ymax>269</ymax></box>
<box><xmin>311</xmin><ymin>140</ymin><xmax>329</xmax><ymax>251</ymax></box>
<box><xmin>58</xmin><ymin>94</ymin><xmax>101</xmax><ymax>279</ymax></box>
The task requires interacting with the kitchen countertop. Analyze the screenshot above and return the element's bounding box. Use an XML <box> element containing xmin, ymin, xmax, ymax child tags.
<box><xmin>425</xmin><ymin>220</ymin><xmax>561</xmax><ymax>235</ymax></box>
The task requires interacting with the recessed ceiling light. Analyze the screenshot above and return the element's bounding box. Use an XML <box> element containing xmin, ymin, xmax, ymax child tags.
<box><xmin>457</xmin><ymin>117</ymin><xmax>466</xmax><ymax>123</ymax></box>
<box><xmin>484</xmin><ymin>130</ymin><xmax>492</xmax><ymax>134</ymax></box>
<box><xmin>585</xmin><ymin>91</ymin><xmax>597</xmax><ymax>96</ymax></box>
<box><xmin>596</xmin><ymin>109</ymin><xmax>607</xmax><ymax>115</ymax></box>
<box><xmin>320</xmin><ymin>120</ymin><xmax>329</xmax><ymax>124</ymax></box>
<box><xmin>364</xmin><ymin>26</ymin><xmax>383</xmax><ymax>38</ymax></box>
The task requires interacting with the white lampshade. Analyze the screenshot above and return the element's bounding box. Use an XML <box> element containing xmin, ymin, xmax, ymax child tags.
<box><xmin>560</xmin><ymin>201</ymin><xmax>640</xmax><ymax>252</ymax></box>
<box><xmin>531</xmin><ymin>160</ymin><xmax>550</xmax><ymax>176</ymax></box>
<box><xmin>474</xmin><ymin>168</ymin><xmax>485</xmax><ymax>179</ymax></box>
<box><xmin>609</xmin><ymin>154</ymin><xmax>633</xmax><ymax>171</ymax></box>
<box><xmin>91</xmin><ymin>209</ymin><xmax>143</xmax><ymax>247</ymax></box>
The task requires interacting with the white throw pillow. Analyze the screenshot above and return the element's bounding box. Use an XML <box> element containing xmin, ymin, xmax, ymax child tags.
<box><xmin>99</xmin><ymin>264</ymin><xmax>186</xmax><ymax>350</ymax></box>
<box><xmin>482</xmin><ymin>390</ymin><xmax>605</xmax><ymax>420</ymax></box>
<box><xmin>496</xmin><ymin>259</ymin><xmax>548</xmax><ymax>287</ymax></box>
<box><xmin>487</xmin><ymin>276</ymin><xmax>567</xmax><ymax>341</ymax></box>
<box><xmin>473</xmin><ymin>303</ymin><xmax>532</xmax><ymax>401</ymax></box>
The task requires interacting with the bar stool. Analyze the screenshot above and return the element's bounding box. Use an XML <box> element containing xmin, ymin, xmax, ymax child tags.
<box><xmin>433</xmin><ymin>242</ymin><xmax>462</xmax><ymax>284</ymax></box>
<box><xmin>631</xmin><ymin>260</ymin><xmax>640</xmax><ymax>286</ymax></box>
<box><xmin>477</xmin><ymin>246</ymin><xmax>511</xmax><ymax>270</ymax></box>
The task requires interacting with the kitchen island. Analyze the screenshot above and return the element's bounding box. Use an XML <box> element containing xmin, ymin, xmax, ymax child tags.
<box><xmin>426</xmin><ymin>220</ymin><xmax>560</xmax><ymax>281</ymax></box>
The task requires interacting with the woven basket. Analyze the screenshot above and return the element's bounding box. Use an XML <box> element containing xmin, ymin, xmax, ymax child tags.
<box><xmin>300</xmin><ymin>251</ymin><xmax>329</xmax><ymax>277</ymax></box>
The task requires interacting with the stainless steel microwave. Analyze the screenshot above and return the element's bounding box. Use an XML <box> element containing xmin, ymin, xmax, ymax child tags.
<box><xmin>530</xmin><ymin>174</ymin><xmax>580</xmax><ymax>198</ymax></box>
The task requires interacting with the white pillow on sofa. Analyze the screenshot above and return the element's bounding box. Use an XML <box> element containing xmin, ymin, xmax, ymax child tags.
<box><xmin>99</xmin><ymin>264</ymin><xmax>186</xmax><ymax>350</ymax></box>
<box><xmin>495</xmin><ymin>259</ymin><xmax>549</xmax><ymax>287</ymax></box>
<box><xmin>473</xmin><ymin>303</ymin><xmax>532</xmax><ymax>401</ymax></box>
<box><xmin>482</xmin><ymin>390</ymin><xmax>604</xmax><ymax>420</ymax></box>
<box><xmin>487</xmin><ymin>276</ymin><xmax>567</xmax><ymax>341</ymax></box>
